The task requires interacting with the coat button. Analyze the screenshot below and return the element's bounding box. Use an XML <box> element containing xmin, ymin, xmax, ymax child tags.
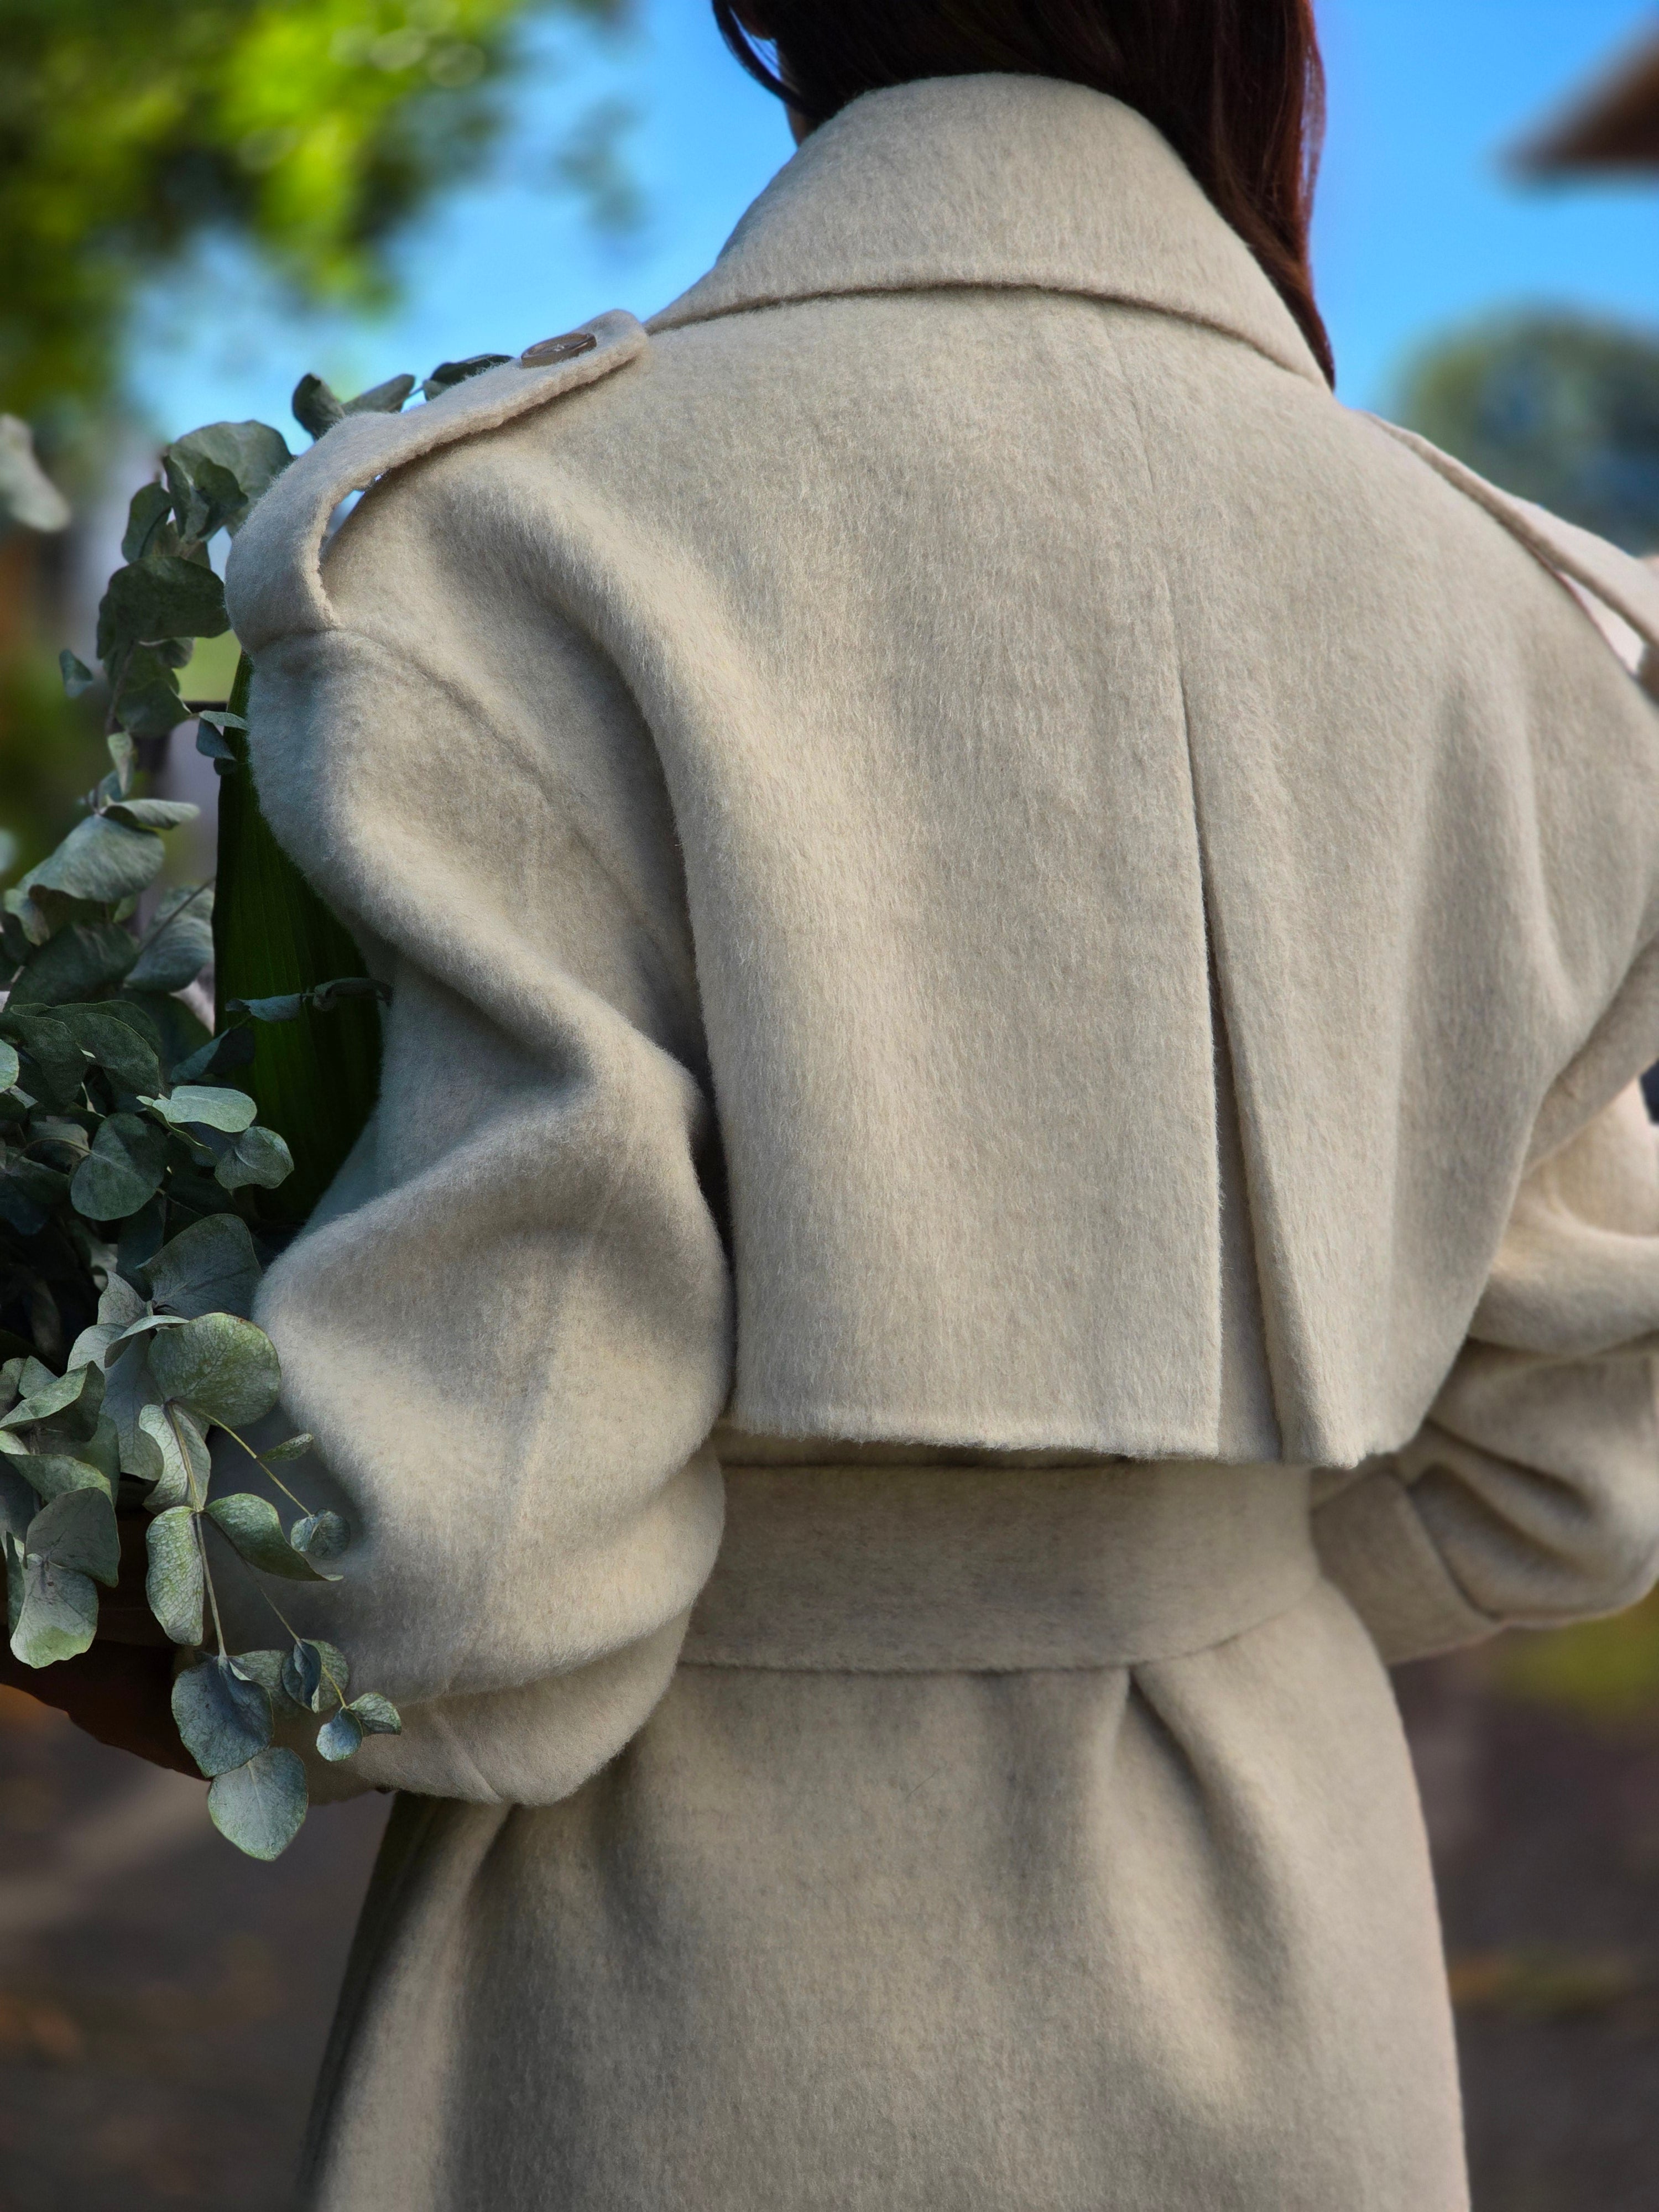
<box><xmin>519</xmin><ymin>330</ymin><xmax>597</xmax><ymax>366</ymax></box>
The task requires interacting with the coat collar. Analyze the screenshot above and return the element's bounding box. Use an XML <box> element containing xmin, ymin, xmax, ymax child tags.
<box><xmin>650</xmin><ymin>72</ymin><xmax>1326</xmax><ymax>389</ymax></box>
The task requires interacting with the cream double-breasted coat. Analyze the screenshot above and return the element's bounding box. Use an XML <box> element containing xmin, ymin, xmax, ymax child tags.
<box><xmin>223</xmin><ymin>72</ymin><xmax>1659</xmax><ymax>2212</ymax></box>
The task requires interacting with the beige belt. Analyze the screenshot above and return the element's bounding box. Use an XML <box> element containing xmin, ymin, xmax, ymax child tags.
<box><xmin>680</xmin><ymin>1459</ymin><xmax>1317</xmax><ymax>1673</ymax></box>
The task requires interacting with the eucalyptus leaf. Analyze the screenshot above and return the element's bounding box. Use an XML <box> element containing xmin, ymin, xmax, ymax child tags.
<box><xmin>207</xmin><ymin>1746</ymin><xmax>307</xmax><ymax>1860</ymax></box>
<box><xmin>11</xmin><ymin>922</ymin><xmax>138</xmax><ymax>1006</ymax></box>
<box><xmin>144</xmin><ymin>1084</ymin><xmax>257</xmax><ymax>1134</ymax></box>
<box><xmin>145</xmin><ymin>1213</ymin><xmax>261</xmax><ymax>1320</ymax></box>
<box><xmin>8</xmin><ymin>1453</ymin><xmax>112</xmax><ymax>1505</ymax></box>
<box><xmin>27</xmin><ymin>813</ymin><xmax>164</xmax><ymax>904</ymax></box>
<box><xmin>292</xmin><ymin>374</ymin><xmax>346</xmax><ymax>440</ymax></box>
<box><xmin>1</xmin><ymin>1011</ymin><xmax>82</xmax><ymax>1102</ymax></box>
<box><xmin>138</xmin><ymin>1401</ymin><xmax>209</xmax><ymax>1510</ymax></box>
<box><xmin>316</xmin><ymin>1706</ymin><xmax>363</xmax><ymax>1761</ymax></box>
<box><xmin>105</xmin><ymin>800</ymin><xmax>200</xmax><ymax>831</ymax></box>
<box><xmin>70</xmin><ymin>1112</ymin><xmax>168</xmax><ymax>1222</ymax></box>
<box><xmin>226</xmin><ymin>1647</ymin><xmax>306</xmax><ymax>1719</ymax></box>
<box><xmin>127</xmin><ymin>884</ymin><xmax>214</xmax><ymax>993</ymax></box>
<box><xmin>166</xmin><ymin>422</ymin><xmax>291</xmax><ymax>531</ymax></box>
<box><xmin>50</xmin><ymin>1007</ymin><xmax>163</xmax><ymax>1097</ymax></box>
<box><xmin>282</xmin><ymin>1637</ymin><xmax>348</xmax><ymax>1715</ymax></box>
<box><xmin>195</xmin><ymin>722</ymin><xmax>236</xmax><ymax>764</ymax></box>
<box><xmin>27</xmin><ymin>1485</ymin><xmax>119</xmax><ymax>1585</ymax></box>
<box><xmin>172</xmin><ymin>1653</ymin><xmax>273</xmax><ymax>1776</ymax></box>
<box><xmin>206</xmin><ymin>1491</ymin><xmax>325</xmax><ymax>1580</ymax></box>
<box><xmin>121</xmin><ymin>482</ymin><xmax>173</xmax><ymax>564</ymax></box>
<box><xmin>345</xmin><ymin>373</ymin><xmax>416</xmax><ymax>415</ymax></box>
<box><xmin>214</xmin><ymin>1123</ymin><xmax>294</xmax><ymax>1192</ymax></box>
<box><xmin>225</xmin><ymin>993</ymin><xmax>304</xmax><ymax>1024</ymax></box>
<box><xmin>59</xmin><ymin>647</ymin><xmax>96</xmax><ymax>696</ymax></box>
<box><xmin>9</xmin><ymin>1552</ymin><xmax>98</xmax><ymax>1665</ymax></box>
<box><xmin>145</xmin><ymin>1504</ymin><xmax>204</xmax><ymax>1643</ymax></box>
<box><xmin>263</xmin><ymin>1431</ymin><xmax>314</xmax><ymax>1464</ymax></box>
<box><xmin>290</xmin><ymin>1510</ymin><xmax>347</xmax><ymax>1573</ymax></box>
<box><xmin>0</xmin><ymin>1459</ymin><xmax>38</xmax><ymax>1542</ymax></box>
<box><xmin>149</xmin><ymin>1313</ymin><xmax>280</xmax><ymax>1426</ymax></box>
<box><xmin>96</xmin><ymin>554</ymin><xmax>228</xmax><ymax>659</ymax></box>
<box><xmin>0</xmin><ymin>1042</ymin><xmax>18</xmax><ymax>1092</ymax></box>
<box><xmin>112</xmin><ymin>665</ymin><xmax>186</xmax><ymax>743</ymax></box>
<box><xmin>0</xmin><ymin>1360</ymin><xmax>101</xmax><ymax>1437</ymax></box>
<box><xmin>349</xmin><ymin>1690</ymin><xmax>401</xmax><ymax>1735</ymax></box>
<box><xmin>171</xmin><ymin>1026</ymin><xmax>255</xmax><ymax>1084</ymax></box>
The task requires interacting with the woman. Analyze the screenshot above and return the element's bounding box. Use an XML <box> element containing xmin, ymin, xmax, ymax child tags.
<box><xmin>28</xmin><ymin>5</ymin><xmax>1659</xmax><ymax>2206</ymax></box>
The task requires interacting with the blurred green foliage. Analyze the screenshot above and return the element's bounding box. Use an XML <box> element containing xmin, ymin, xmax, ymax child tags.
<box><xmin>0</xmin><ymin>649</ymin><xmax>108</xmax><ymax>883</ymax></box>
<box><xmin>1491</xmin><ymin>1588</ymin><xmax>1659</xmax><ymax>1730</ymax></box>
<box><xmin>1400</xmin><ymin>313</ymin><xmax>1659</xmax><ymax>555</ymax></box>
<box><xmin>0</xmin><ymin>0</ymin><xmax>624</xmax><ymax>424</ymax></box>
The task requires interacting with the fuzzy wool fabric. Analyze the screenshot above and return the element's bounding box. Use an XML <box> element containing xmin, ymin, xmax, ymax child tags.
<box><xmin>221</xmin><ymin>73</ymin><xmax>1659</xmax><ymax>2209</ymax></box>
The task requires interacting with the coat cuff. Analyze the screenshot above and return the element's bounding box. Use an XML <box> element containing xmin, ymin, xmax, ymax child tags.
<box><xmin>1312</xmin><ymin>1465</ymin><xmax>1498</xmax><ymax>1666</ymax></box>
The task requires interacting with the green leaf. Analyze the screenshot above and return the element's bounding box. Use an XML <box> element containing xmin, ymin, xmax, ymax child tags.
<box><xmin>172</xmin><ymin>1653</ymin><xmax>273</xmax><ymax>1776</ymax></box>
<box><xmin>105</xmin><ymin>800</ymin><xmax>200</xmax><ymax>831</ymax></box>
<box><xmin>12</xmin><ymin>922</ymin><xmax>138</xmax><ymax>1006</ymax></box>
<box><xmin>50</xmin><ymin>1008</ymin><xmax>162</xmax><ymax>1098</ymax></box>
<box><xmin>149</xmin><ymin>1313</ymin><xmax>280</xmax><ymax>1426</ymax></box>
<box><xmin>58</xmin><ymin>648</ymin><xmax>95</xmax><ymax>697</ymax></box>
<box><xmin>0</xmin><ymin>1042</ymin><xmax>18</xmax><ymax>1092</ymax></box>
<box><xmin>145</xmin><ymin>1505</ymin><xmax>203</xmax><ymax>1643</ymax></box>
<box><xmin>0</xmin><ymin>1360</ymin><xmax>102</xmax><ymax>1438</ymax></box>
<box><xmin>111</xmin><ymin>646</ymin><xmax>185</xmax><ymax>742</ymax></box>
<box><xmin>422</xmin><ymin>353</ymin><xmax>511</xmax><ymax>400</ymax></box>
<box><xmin>213</xmin><ymin>1123</ymin><xmax>293</xmax><ymax>1192</ymax></box>
<box><xmin>1</xmin><ymin>1011</ymin><xmax>82</xmax><ymax>1102</ymax></box>
<box><xmin>127</xmin><ymin>885</ymin><xmax>213</xmax><ymax>993</ymax></box>
<box><xmin>167</xmin><ymin>422</ymin><xmax>291</xmax><ymax>533</ymax></box>
<box><xmin>163</xmin><ymin>448</ymin><xmax>243</xmax><ymax>544</ymax></box>
<box><xmin>144</xmin><ymin>1084</ymin><xmax>257</xmax><ymax>1134</ymax></box>
<box><xmin>27</xmin><ymin>1486</ymin><xmax>118</xmax><ymax>1586</ymax></box>
<box><xmin>316</xmin><ymin>1706</ymin><xmax>363</xmax><ymax>1761</ymax></box>
<box><xmin>145</xmin><ymin>1213</ymin><xmax>261</xmax><ymax>1321</ymax></box>
<box><xmin>263</xmin><ymin>1431</ymin><xmax>313</xmax><ymax>1464</ymax></box>
<box><xmin>282</xmin><ymin>1637</ymin><xmax>348</xmax><ymax>1714</ymax></box>
<box><xmin>291</xmin><ymin>374</ymin><xmax>345</xmax><ymax>440</ymax></box>
<box><xmin>70</xmin><ymin>1112</ymin><xmax>168</xmax><ymax>1221</ymax></box>
<box><xmin>96</xmin><ymin>555</ymin><xmax>228</xmax><ymax>659</ymax></box>
<box><xmin>171</xmin><ymin>1026</ymin><xmax>254</xmax><ymax>1084</ymax></box>
<box><xmin>225</xmin><ymin>992</ymin><xmax>304</xmax><ymax>1024</ymax></box>
<box><xmin>227</xmin><ymin>1647</ymin><xmax>306</xmax><ymax>1720</ymax></box>
<box><xmin>290</xmin><ymin>1510</ymin><xmax>347</xmax><ymax>1572</ymax></box>
<box><xmin>207</xmin><ymin>1747</ymin><xmax>307</xmax><ymax>1860</ymax></box>
<box><xmin>6</xmin><ymin>1453</ymin><xmax>112</xmax><ymax>1505</ymax></box>
<box><xmin>0</xmin><ymin>1462</ymin><xmax>35</xmax><ymax>1545</ymax></box>
<box><xmin>9</xmin><ymin>1553</ymin><xmax>97</xmax><ymax>1666</ymax></box>
<box><xmin>344</xmin><ymin>373</ymin><xmax>416</xmax><ymax>416</ymax></box>
<box><xmin>121</xmin><ymin>482</ymin><xmax>173</xmax><ymax>564</ymax></box>
<box><xmin>138</xmin><ymin>1401</ymin><xmax>208</xmax><ymax>1509</ymax></box>
<box><xmin>26</xmin><ymin>813</ymin><xmax>165</xmax><ymax>904</ymax></box>
<box><xmin>205</xmin><ymin>1491</ymin><xmax>325</xmax><ymax>1580</ymax></box>
<box><xmin>348</xmin><ymin>1689</ymin><xmax>401</xmax><ymax>1735</ymax></box>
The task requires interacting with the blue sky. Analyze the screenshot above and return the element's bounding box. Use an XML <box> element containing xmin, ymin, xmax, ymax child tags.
<box><xmin>131</xmin><ymin>0</ymin><xmax>1659</xmax><ymax>440</ymax></box>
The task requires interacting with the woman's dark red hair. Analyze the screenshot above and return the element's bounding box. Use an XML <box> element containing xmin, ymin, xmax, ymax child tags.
<box><xmin>711</xmin><ymin>0</ymin><xmax>1333</xmax><ymax>384</ymax></box>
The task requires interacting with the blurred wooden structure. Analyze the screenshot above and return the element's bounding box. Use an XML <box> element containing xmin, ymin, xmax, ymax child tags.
<box><xmin>1516</xmin><ymin>25</ymin><xmax>1659</xmax><ymax>175</ymax></box>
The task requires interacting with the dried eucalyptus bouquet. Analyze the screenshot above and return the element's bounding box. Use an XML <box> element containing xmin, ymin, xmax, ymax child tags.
<box><xmin>0</xmin><ymin>366</ymin><xmax>473</xmax><ymax>1855</ymax></box>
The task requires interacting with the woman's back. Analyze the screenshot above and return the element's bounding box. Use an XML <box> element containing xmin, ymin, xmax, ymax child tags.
<box><xmin>222</xmin><ymin>70</ymin><xmax>1659</xmax><ymax>2212</ymax></box>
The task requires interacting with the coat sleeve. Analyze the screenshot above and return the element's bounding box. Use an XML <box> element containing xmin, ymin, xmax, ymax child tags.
<box><xmin>213</xmin><ymin>446</ymin><xmax>733</xmax><ymax>1806</ymax></box>
<box><xmin>1312</xmin><ymin>1082</ymin><xmax>1659</xmax><ymax>1665</ymax></box>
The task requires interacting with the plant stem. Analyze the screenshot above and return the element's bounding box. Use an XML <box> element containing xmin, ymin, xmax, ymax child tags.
<box><xmin>215</xmin><ymin>1420</ymin><xmax>310</xmax><ymax>1512</ymax></box>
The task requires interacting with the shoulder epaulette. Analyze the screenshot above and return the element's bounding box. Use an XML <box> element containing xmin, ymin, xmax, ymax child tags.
<box><xmin>225</xmin><ymin>310</ymin><xmax>646</xmax><ymax>653</ymax></box>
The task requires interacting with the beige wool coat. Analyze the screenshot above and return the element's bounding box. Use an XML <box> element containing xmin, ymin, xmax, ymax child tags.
<box><xmin>222</xmin><ymin>72</ymin><xmax>1659</xmax><ymax>2212</ymax></box>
